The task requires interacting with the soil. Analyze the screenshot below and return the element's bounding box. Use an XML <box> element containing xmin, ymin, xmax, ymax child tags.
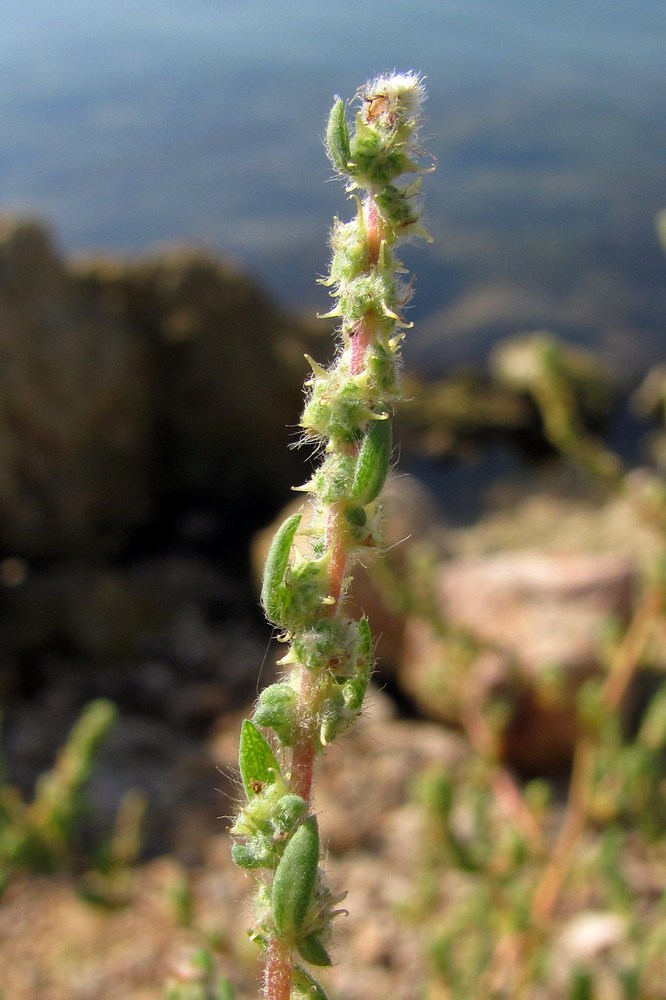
<box><xmin>0</xmin><ymin>690</ymin><xmax>465</xmax><ymax>1000</ymax></box>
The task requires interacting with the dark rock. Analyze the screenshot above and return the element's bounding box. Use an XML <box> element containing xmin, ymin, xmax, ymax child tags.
<box><xmin>0</xmin><ymin>217</ymin><xmax>154</xmax><ymax>557</ymax></box>
<box><xmin>0</xmin><ymin>555</ymin><xmax>265</xmax><ymax>714</ymax></box>
<box><xmin>0</xmin><ymin>216</ymin><xmax>324</xmax><ymax>561</ymax></box>
<box><xmin>75</xmin><ymin>247</ymin><xmax>321</xmax><ymax>531</ymax></box>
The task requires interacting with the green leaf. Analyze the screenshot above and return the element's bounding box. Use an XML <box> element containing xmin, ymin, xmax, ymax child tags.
<box><xmin>261</xmin><ymin>512</ymin><xmax>302</xmax><ymax>627</ymax></box>
<box><xmin>292</xmin><ymin>964</ymin><xmax>329</xmax><ymax>1000</ymax></box>
<box><xmin>272</xmin><ymin>816</ymin><xmax>319</xmax><ymax>940</ymax></box>
<box><xmin>351</xmin><ymin>417</ymin><xmax>392</xmax><ymax>506</ymax></box>
<box><xmin>358</xmin><ymin>615</ymin><xmax>373</xmax><ymax>662</ymax></box>
<box><xmin>238</xmin><ymin>720</ymin><xmax>281</xmax><ymax>799</ymax></box>
<box><xmin>216</xmin><ymin>978</ymin><xmax>236</xmax><ymax>1000</ymax></box>
<box><xmin>296</xmin><ymin>933</ymin><xmax>332</xmax><ymax>967</ymax></box>
<box><xmin>325</xmin><ymin>97</ymin><xmax>351</xmax><ymax>174</ymax></box>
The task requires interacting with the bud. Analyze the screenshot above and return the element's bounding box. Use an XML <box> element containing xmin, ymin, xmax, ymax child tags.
<box><xmin>253</xmin><ymin>683</ymin><xmax>298</xmax><ymax>746</ymax></box>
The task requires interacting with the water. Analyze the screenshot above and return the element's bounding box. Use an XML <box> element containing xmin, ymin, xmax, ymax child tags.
<box><xmin>2</xmin><ymin>0</ymin><xmax>665</xmax><ymax>376</ymax></box>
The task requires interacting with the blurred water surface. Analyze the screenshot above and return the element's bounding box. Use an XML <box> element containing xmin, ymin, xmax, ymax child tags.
<box><xmin>2</xmin><ymin>0</ymin><xmax>665</xmax><ymax>374</ymax></box>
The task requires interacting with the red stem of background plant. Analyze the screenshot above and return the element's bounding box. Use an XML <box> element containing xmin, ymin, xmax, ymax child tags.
<box><xmin>531</xmin><ymin>584</ymin><xmax>662</xmax><ymax>926</ymax></box>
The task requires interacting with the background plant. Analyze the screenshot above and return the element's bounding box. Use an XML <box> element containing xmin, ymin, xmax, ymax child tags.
<box><xmin>0</xmin><ymin>698</ymin><xmax>117</xmax><ymax>890</ymax></box>
<box><xmin>408</xmin><ymin>345</ymin><xmax>666</xmax><ymax>1000</ymax></box>
<box><xmin>230</xmin><ymin>73</ymin><xmax>433</xmax><ymax>1000</ymax></box>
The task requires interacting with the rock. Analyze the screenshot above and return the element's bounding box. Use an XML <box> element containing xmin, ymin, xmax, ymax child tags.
<box><xmin>0</xmin><ymin>556</ymin><xmax>227</xmax><ymax>657</ymax></box>
<box><xmin>553</xmin><ymin>911</ymin><xmax>630</xmax><ymax>999</ymax></box>
<box><xmin>401</xmin><ymin>545</ymin><xmax>636</xmax><ymax>771</ymax></box>
<box><xmin>0</xmin><ymin>215</ymin><xmax>325</xmax><ymax>559</ymax></box>
<box><xmin>0</xmin><ymin>217</ymin><xmax>154</xmax><ymax>557</ymax></box>
<box><xmin>0</xmin><ymin>555</ymin><xmax>265</xmax><ymax>714</ymax></box>
<box><xmin>558</xmin><ymin>911</ymin><xmax>627</xmax><ymax>962</ymax></box>
<box><xmin>447</xmin><ymin>481</ymin><xmax>664</xmax><ymax>569</ymax></box>
<box><xmin>441</xmin><ymin>550</ymin><xmax>634</xmax><ymax>675</ymax></box>
<box><xmin>89</xmin><ymin>713</ymin><xmax>226</xmax><ymax>861</ymax></box>
<box><xmin>75</xmin><ymin>247</ymin><xmax>320</xmax><ymax>526</ymax></box>
<box><xmin>314</xmin><ymin>688</ymin><xmax>466</xmax><ymax>855</ymax></box>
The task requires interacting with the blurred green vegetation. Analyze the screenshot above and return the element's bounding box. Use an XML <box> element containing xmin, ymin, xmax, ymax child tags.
<box><xmin>0</xmin><ymin>699</ymin><xmax>116</xmax><ymax>889</ymax></box>
<box><xmin>405</xmin><ymin>332</ymin><xmax>666</xmax><ymax>1000</ymax></box>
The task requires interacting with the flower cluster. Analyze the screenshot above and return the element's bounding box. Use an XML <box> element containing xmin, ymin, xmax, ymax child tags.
<box><xmin>232</xmin><ymin>72</ymin><xmax>432</xmax><ymax>1000</ymax></box>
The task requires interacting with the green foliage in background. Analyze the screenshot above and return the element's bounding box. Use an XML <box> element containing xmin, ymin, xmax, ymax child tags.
<box><xmin>405</xmin><ymin>332</ymin><xmax>666</xmax><ymax>1000</ymax></box>
<box><xmin>0</xmin><ymin>698</ymin><xmax>116</xmax><ymax>890</ymax></box>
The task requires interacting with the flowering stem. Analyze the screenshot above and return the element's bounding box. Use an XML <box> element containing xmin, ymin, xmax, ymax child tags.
<box><xmin>231</xmin><ymin>74</ymin><xmax>433</xmax><ymax>999</ymax></box>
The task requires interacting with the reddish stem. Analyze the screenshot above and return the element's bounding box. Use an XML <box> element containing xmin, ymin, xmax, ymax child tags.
<box><xmin>350</xmin><ymin>199</ymin><xmax>383</xmax><ymax>374</ymax></box>
<box><xmin>350</xmin><ymin>318</ymin><xmax>372</xmax><ymax>375</ymax></box>
<box><xmin>289</xmin><ymin>730</ymin><xmax>315</xmax><ymax>805</ymax></box>
<box><xmin>531</xmin><ymin>584</ymin><xmax>662</xmax><ymax>926</ymax></box>
<box><xmin>265</xmin><ymin>681</ymin><xmax>317</xmax><ymax>1000</ymax></box>
<box><xmin>326</xmin><ymin>503</ymin><xmax>348</xmax><ymax>607</ymax></box>
<box><xmin>265</xmin><ymin>937</ymin><xmax>292</xmax><ymax>1000</ymax></box>
<box><xmin>265</xmin><ymin>192</ymin><xmax>386</xmax><ymax>1000</ymax></box>
<box><xmin>365</xmin><ymin>197</ymin><xmax>382</xmax><ymax>265</ymax></box>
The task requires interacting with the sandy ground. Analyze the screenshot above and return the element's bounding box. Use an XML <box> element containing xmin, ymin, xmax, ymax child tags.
<box><xmin>0</xmin><ymin>691</ymin><xmax>464</xmax><ymax>1000</ymax></box>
